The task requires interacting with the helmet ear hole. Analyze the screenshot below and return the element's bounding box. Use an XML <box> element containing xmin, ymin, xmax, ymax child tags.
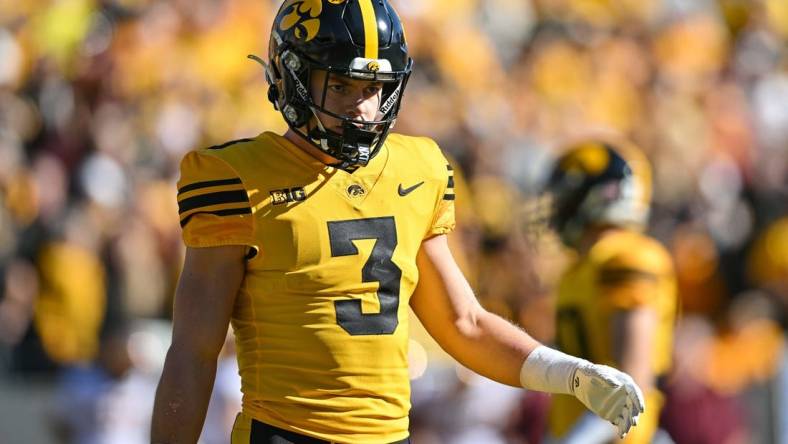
<box><xmin>267</xmin><ymin>85</ymin><xmax>280</xmax><ymax>109</ymax></box>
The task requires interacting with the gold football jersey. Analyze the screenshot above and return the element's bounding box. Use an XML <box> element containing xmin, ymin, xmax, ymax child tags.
<box><xmin>549</xmin><ymin>230</ymin><xmax>677</xmax><ymax>444</ymax></box>
<box><xmin>176</xmin><ymin>132</ymin><xmax>455</xmax><ymax>443</ymax></box>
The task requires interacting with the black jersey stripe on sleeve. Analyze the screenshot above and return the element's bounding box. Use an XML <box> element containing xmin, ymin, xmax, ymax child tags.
<box><xmin>178</xmin><ymin>190</ymin><xmax>249</xmax><ymax>214</ymax></box>
<box><xmin>208</xmin><ymin>138</ymin><xmax>254</xmax><ymax>150</ymax></box>
<box><xmin>598</xmin><ymin>268</ymin><xmax>659</xmax><ymax>286</ymax></box>
<box><xmin>178</xmin><ymin>178</ymin><xmax>243</xmax><ymax>196</ymax></box>
<box><xmin>445</xmin><ymin>163</ymin><xmax>455</xmax><ymax>199</ymax></box>
<box><xmin>180</xmin><ymin>207</ymin><xmax>252</xmax><ymax>227</ymax></box>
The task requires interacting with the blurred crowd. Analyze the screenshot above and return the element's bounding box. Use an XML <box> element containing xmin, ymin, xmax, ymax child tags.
<box><xmin>0</xmin><ymin>0</ymin><xmax>786</xmax><ymax>443</ymax></box>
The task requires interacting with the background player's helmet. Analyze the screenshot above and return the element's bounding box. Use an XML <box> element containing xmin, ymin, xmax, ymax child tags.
<box><xmin>265</xmin><ymin>0</ymin><xmax>412</xmax><ymax>169</ymax></box>
<box><xmin>545</xmin><ymin>141</ymin><xmax>652</xmax><ymax>246</ymax></box>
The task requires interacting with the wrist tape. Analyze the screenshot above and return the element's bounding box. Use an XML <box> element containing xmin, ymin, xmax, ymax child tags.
<box><xmin>519</xmin><ymin>345</ymin><xmax>588</xmax><ymax>395</ymax></box>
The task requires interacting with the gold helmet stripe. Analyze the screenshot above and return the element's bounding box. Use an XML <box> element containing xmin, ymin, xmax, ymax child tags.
<box><xmin>358</xmin><ymin>0</ymin><xmax>379</xmax><ymax>59</ymax></box>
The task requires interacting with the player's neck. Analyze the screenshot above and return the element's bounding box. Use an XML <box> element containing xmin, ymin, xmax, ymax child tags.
<box><xmin>283</xmin><ymin>129</ymin><xmax>340</xmax><ymax>165</ymax></box>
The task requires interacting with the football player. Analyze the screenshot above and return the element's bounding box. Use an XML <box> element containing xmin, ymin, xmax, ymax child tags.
<box><xmin>543</xmin><ymin>141</ymin><xmax>678</xmax><ymax>444</ymax></box>
<box><xmin>150</xmin><ymin>2</ymin><xmax>645</xmax><ymax>443</ymax></box>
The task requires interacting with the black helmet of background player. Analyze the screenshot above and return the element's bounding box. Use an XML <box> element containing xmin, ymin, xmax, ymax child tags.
<box><xmin>265</xmin><ymin>0</ymin><xmax>412</xmax><ymax>169</ymax></box>
<box><xmin>545</xmin><ymin>141</ymin><xmax>653</xmax><ymax>247</ymax></box>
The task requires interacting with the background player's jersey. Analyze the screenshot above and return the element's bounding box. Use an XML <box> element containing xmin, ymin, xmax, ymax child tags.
<box><xmin>549</xmin><ymin>230</ymin><xmax>677</xmax><ymax>444</ymax></box>
<box><xmin>176</xmin><ymin>132</ymin><xmax>455</xmax><ymax>443</ymax></box>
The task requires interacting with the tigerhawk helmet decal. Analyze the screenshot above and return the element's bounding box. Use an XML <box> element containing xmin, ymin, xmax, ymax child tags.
<box><xmin>278</xmin><ymin>0</ymin><xmax>322</xmax><ymax>42</ymax></box>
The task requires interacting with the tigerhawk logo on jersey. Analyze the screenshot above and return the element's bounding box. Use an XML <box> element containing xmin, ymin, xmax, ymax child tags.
<box><xmin>347</xmin><ymin>184</ymin><xmax>366</xmax><ymax>197</ymax></box>
<box><xmin>271</xmin><ymin>187</ymin><xmax>307</xmax><ymax>205</ymax></box>
<box><xmin>279</xmin><ymin>0</ymin><xmax>322</xmax><ymax>42</ymax></box>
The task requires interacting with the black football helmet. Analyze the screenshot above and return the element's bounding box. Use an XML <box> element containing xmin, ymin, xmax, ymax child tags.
<box><xmin>545</xmin><ymin>141</ymin><xmax>652</xmax><ymax>247</ymax></box>
<box><xmin>258</xmin><ymin>0</ymin><xmax>412</xmax><ymax>169</ymax></box>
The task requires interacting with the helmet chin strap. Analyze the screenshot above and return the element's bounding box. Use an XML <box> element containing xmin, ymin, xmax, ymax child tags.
<box><xmin>306</xmin><ymin>118</ymin><xmax>378</xmax><ymax>169</ymax></box>
<box><xmin>337</xmin><ymin>122</ymin><xmax>376</xmax><ymax>166</ymax></box>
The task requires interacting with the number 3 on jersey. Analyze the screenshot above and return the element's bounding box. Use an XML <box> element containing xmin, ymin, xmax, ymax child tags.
<box><xmin>327</xmin><ymin>217</ymin><xmax>402</xmax><ymax>335</ymax></box>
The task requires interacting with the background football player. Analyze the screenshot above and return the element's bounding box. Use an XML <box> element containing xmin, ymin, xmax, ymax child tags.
<box><xmin>541</xmin><ymin>140</ymin><xmax>678</xmax><ymax>444</ymax></box>
<box><xmin>151</xmin><ymin>1</ymin><xmax>646</xmax><ymax>443</ymax></box>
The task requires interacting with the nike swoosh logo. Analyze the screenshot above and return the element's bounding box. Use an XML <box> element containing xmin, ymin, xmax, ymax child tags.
<box><xmin>398</xmin><ymin>181</ymin><xmax>425</xmax><ymax>196</ymax></box>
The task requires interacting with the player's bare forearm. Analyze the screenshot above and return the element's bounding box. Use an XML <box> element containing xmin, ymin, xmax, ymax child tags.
<box><xmin>411</xmin><ymin>235</ymin><xmax>540</xmax><ymax>386</ymax></box>
<box><xmin>151</xmin><ymin>348</ymin><xmax>218</xmax><ymax>443</ymax></box>
<box><xmin>151</xmin><ymin>245</ymin><xmax>246</xmax><ymax>443</ymax></box>
<box><xmin>439</xmin><ymin>306</ymin><xmax>540</xmax><ymax>386</ymax></box>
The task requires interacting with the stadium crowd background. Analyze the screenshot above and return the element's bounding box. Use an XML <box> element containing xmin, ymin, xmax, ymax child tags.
<box><xmin>0</xmin><ymin>0</ymin><xmax>786</xmax><ymax>442</ymax></box>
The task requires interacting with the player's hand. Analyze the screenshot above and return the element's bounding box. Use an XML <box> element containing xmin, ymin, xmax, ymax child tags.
<box><xmin>570</xmin><ymin>363</ymin><xmax>645</xmax><ymax>438</ymax></box>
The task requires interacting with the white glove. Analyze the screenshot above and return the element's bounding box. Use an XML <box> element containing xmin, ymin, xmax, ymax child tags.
<box><xmin>519</xmin><ymin>346</ymin><xmax>645</xmax><ymax>438</ymax></box>
<box><xmin>571</xmin><ymin>362</ymin><xmax>645</xmax><ymax>438</ymax></box>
